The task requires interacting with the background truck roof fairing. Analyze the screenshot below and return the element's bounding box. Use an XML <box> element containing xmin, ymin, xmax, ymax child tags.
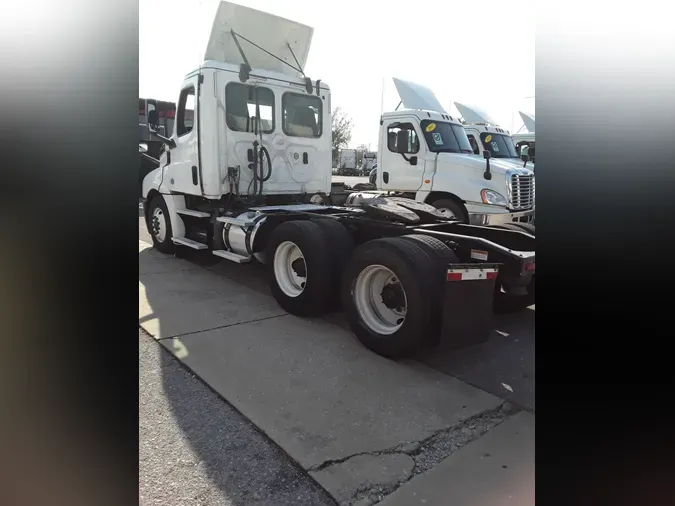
<box><xmin>519</xmin><ymin>111</ymin><xmax>536</xmax><ymax>132</ymax></box>
<box><xmin>204</xmin><ymin>1</ymin><xmax>313</xmax><ymax>78</ymax></box>
<box><xmin>453</xmin><ymin>102</ymin><xmax>498</xmax><ymax>126</ymax></box>
<box><xmin>392</xmin><ymin>78</ymin><xmax>447</xmax><ymax>114</ymax></box>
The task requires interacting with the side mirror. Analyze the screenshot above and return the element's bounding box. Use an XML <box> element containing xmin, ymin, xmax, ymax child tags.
<box><xmin>483</xmin><ymin>150</ymin><xmax>492</xmax><ymax>180</ymax></box>
<box><xmin>521</xmin><ymin>154</ymin><xmax>530</xmax><ymax>163</ymax></box>
<box><xmin>147</xmin><ymin>110</ymin><xmax>159</xmax><ymax>133</ymax></box>
<box><xmin>396</xmin><ymin>130</ymin><xmax>409</xmax><ymax>154</ymax></box>
<box><xmin>139</xmin><ymin>143</ymin><xmax>148</xmax><ymax>154</ymax></box>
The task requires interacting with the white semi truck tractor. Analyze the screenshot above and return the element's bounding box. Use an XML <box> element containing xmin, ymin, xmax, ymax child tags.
<box><xmin>512</xmin><ymin>110</ymin><xmax>535</xmax><ymax>164</ymax></box>
<box><xmin>140</xmin><ymin>1</ymin><xmax>535</xmax><ymax>359</ymax></box>
<box><xmin>356</xmin><ymin>79</ymin><xmax>535</xmax><ymax>226</ymax></box>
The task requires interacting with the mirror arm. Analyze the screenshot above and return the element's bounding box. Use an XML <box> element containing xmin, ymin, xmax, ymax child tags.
<box><xmin>150</xmin><ymin>130</ymin><xmax>176</xmax><ymax>149</ymax></box>
<box><xmin>141</xmin><ymin>152</ymin><xmax>161</xmax><ymax>166</ymax></box>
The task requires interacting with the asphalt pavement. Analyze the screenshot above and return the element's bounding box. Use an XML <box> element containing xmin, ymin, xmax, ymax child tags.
<box><xmin>139</xmin><ymin>328</ymin><xmax>337</xmax><ymax>506</ymax></box>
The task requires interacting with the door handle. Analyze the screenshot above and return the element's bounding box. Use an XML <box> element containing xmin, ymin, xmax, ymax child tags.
<box><xmin>383</xmin><ymin>172</ymin><xmax>389</xmax><ymax>184</ymax></box>
<box><xmin>303</xmin><ymin>152</ymin><xmax>308</xmax><ymax>164</ymax></box>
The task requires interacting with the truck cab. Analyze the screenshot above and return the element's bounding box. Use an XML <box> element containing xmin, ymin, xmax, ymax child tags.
<box><xmin>453</xmin><ymin>102</ymin><xmax>524</xmax><ymax>163</ymax></box>
<box><xmin>374</xmin><ymin>79</ymin><xmax>534</xmax><ymax>226</ymax></box>
<box><xmin>512</xmin><ymin>111</ymin><xmax>535</xmax><ymax>163</ymax></box>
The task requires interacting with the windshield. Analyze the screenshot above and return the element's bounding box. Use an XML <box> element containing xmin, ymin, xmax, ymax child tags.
<box><xmin>480</xmin><ymin>133</ymin><xmax>518</xmax><ymax>158</ymax></box>
<box><xmin>420</xmin><ymin>120</ymin><xmax>473</xmax><ymax>154</ymax></box>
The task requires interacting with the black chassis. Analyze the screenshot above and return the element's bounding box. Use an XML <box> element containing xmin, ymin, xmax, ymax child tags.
<box><xmin>247</xmin><ymin>205</ymin><xmax>535</xmax><ymax>288</ymax></box>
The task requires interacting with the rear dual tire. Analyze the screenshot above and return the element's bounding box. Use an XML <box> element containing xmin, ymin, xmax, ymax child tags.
<box><xmin>266</xmin><ymin>222</ymin><xmax>461</xmax><ymax>359</ymax></box>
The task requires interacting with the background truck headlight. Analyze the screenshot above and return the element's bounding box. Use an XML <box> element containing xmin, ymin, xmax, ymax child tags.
<box><xmin>480</xmin><ymin>189</ymin><xmax>507</xmax><ymax>206</ymax></box>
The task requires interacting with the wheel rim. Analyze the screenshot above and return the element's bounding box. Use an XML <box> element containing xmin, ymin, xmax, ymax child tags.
<box><xmin>354</xmin><ymin>265</ymin><xmax>407</xmax><ymax>335</ymax></box>
<box><xmin>151</xmin><ymin>207</ymin><xmax>167</xmax><ymax>242</ymax></box>
<box><xmin>273</xmin><ymin>241</ymin><xmax>307</xmax><ymax>297</ymax></box>
<box><xmin>435</xmin><ymin>207</ymin><xmax>456</xmax><ymax>219</ymax></box>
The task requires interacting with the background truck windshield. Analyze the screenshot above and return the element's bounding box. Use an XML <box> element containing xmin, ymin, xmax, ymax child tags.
<box><xmin>420</xmin><ymin>120</ymin><xmax>473</xmax><ymax>154</ymax></box>
<box><xmin>480</xmin><ymin>132</ymin><xmax>518</xmax><ymax>158</ymax></box>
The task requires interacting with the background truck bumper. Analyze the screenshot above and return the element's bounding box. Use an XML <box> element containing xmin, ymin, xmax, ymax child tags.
<box><xmin>469</xmin><ymin>208</ymin><xmax>535</xmax><ymax>226</ymax></box>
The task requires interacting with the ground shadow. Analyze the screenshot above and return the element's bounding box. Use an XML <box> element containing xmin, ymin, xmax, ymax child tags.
<box><xmin>139</xmin><ymin>247</ymin><xmax>337</xmax><ymax>506</ymax></box>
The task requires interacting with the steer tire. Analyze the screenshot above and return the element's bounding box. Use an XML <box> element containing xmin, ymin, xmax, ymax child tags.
<box><xmin>494</xmin><ymin>223</ymin><xmax>525</xmax><ymax>233</ymax></box>
<box><xmin>148</xmin><ymin>195</ymin><xmax>176</xmax><ymax>254</ymax></box>
<box><xmin>428</xmin><ymin>198</ymin><xmax>468</xmax><ymax>222</ymax></box>
<box><xmin>311</xmin><ymin>218</ymin><xmax>355</xmax><ymax>308</ymax></box>
<box><xmin>341</xmin><ymin>237</ymin><xmax>437</xmax><ymax>359</ymax></box>
<box><xmin>266</xmin><ymin>220</ymin><xmax>333</xmax><ymax>316</ymax></box>
<box><xmin>510</xmin><ymin>223</ymin><xmax>535</xmax><ymax>236</ymax></box>
<box><xmin>400</xmin><ymin>234</ymin><xmax>460</xmax><ymax>345</ymax></box>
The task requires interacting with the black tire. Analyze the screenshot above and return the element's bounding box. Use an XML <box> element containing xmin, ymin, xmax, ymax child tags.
<box><xmin>428</xmin><ymin>198</ymin><xmax>468</xmax><ymax>222</ymax></box>
<box><xmin>148</xmin><ymin>195</ymin><xmax>176</xmax><ymax>254</ymax></box>
<box><xmin>266</xmin><ymin>220</ymin><xmax>333</xmax><ymax>316</ymax></box>
<box><xmin>341</xmin><ymin>237</ymin><xmax>437</xmax><ymax>359</ymax></box>
<box><xmin>399</xmin><ymin>234</ymin><xmax>459</xmax><ymax>344</ymax></box>
<box><xmin>493</xmin><ymin>223</ymin><xmax>525</xmax><ymax>232</ymax></box>
<box><xmin>311</xmin><ymin>218</ymin><xmax>355</xmax><ymax>308</ymax></box>
<box><xmin>510</xmin><ymin>223</ymin><xmax>535</xmax><ymax>236</ymax></box>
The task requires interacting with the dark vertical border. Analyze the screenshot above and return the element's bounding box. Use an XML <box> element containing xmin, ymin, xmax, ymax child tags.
<box><xmin>538</xmin><ymin>2</ymin><xmax>675</xmax><ymax>505</ymax></box>
<box><xmin>1</xmin><ymin>2</ymin><xmax>139</xmax><ymax>505</ymax></box>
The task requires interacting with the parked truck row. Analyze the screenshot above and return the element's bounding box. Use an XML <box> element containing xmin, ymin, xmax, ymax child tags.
<box><xmin>140</xmin><ymin>1</ymin><xmax>535</xmax><ymax>359</ymax></box>
<box><xmin>335</xmin><ymin>148</ymin><xmax>377</xmax><ymax>176</ymax></box>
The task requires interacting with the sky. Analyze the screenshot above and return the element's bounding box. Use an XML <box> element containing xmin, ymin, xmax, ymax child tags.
<box><xmin>140</xmin><ymin>0</ymin><xmax>535</xmax><ymax>150</ymax></box>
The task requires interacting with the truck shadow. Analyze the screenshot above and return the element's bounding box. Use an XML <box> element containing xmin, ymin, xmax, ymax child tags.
<box><xmin>139</xmin><ymin>247</ymin><xmax>337</xmax><ymax>506</ymax></box>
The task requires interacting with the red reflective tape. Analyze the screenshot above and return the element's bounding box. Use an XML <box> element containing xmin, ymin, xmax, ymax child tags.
<box><xmin>525</xmin><ymin>262</ymin><xmax>535</xmax><ymax>271</ymax></box>
<box><xmin>447</xmin><ymin>268</ymin><xmax>499</xmax><ymax>281</ymax></box>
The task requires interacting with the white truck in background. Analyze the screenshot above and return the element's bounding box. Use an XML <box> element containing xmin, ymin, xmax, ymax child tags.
<box><xmin>338</xmin><ymin>148</ymin><xmax>358</xmax><ymax>175</ymax></box>
<box><xmin>512</xmin><ymin>111</ymin><xmax>535</xmax><ymax>163</ymax></box>
<box><xmin>140</xmin><ymin>1</ymin><xmax>535</xmax><ymax>358</ymax></box>
<box><xmin>453</xmin><ymin>102</ymin><xmax>522</xmax><ymax>161</ymax></box>
<box><xmin>361</xmin><ymin>79</ymin><xmax>535</xmax><ymax>226</ymax></box>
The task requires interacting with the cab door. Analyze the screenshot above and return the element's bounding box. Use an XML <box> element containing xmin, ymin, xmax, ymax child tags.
<box><xmin>379</xmin><ymin>119</ymin><xmax>426</xmax><ymax>192</ymax></box>
<box><xmin>163</xmin><ymin>76</ymin><xmax>201</xmax><ymax>195</ymax></box>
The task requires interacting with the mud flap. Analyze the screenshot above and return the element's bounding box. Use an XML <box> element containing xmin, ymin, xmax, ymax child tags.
<box><xmin>439</xmin><ymin>263</ymin><xmax>500</xmax><ymax>349</ymax></box>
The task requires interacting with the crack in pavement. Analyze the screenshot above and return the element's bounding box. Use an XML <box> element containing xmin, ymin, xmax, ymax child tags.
<box><xmin>139</xmin><ymin>313</ymin><xmax>290</xmax><ymax>341</ymax></box>
<box><xmin>310</xmin><ymin>401</ymin><xmax>521</xmax><ymax>506</ymax></box>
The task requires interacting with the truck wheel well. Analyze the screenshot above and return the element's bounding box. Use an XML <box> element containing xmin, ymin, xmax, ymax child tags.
<box><xmin>424</xmin><ymin>192</ymin><xmax>468</xmax><ymax>217</ymax></box>
<box><xmin>144</xmin><ymin>189</ymin><xmax>161</xmax><ymax>226</ymax></box>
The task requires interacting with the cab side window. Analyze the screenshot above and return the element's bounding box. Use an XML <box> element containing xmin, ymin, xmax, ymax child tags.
<box><xmin>387</xmin><ymin>123</ymin><xmax>419</xmax><ymax>154</ymax></box>
<box><xmin>283</xmin><ymin>92</ymin><xmax>323</xmax><ymax>138</ymax></box>
<box><xmin>177</xmin><ymin>87</ymin><xmax>195</xmax><ymax>136</ymax></box>
<box><xmin>226</xmin><ymin>82</ymin><xmax>275</xmax><ymax>134</ymax></box>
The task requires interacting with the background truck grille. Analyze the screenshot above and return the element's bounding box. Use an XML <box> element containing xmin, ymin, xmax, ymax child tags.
<box><xmin>510</xmin><ymin>174</ymin><xmax>534</xmax><ymax>210</ymax></box>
